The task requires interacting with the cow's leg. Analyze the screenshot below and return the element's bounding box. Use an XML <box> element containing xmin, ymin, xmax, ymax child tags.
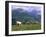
<box><xmin>18</xmin><ymin>24</ymin><xmax>19</xmax><ymax>26</ymax></box>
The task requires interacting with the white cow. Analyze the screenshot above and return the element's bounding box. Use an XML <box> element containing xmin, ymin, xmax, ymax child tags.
<box><xmin>16</xmin><ymin>21</ymin><xmax>21</xmax><ymax>26</ymax></box>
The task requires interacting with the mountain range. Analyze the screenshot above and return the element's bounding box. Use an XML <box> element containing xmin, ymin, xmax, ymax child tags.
<box><xmin>12</xmin><ymin>8</ymin><xmax>41</xmax><ymax>24</ymax></box>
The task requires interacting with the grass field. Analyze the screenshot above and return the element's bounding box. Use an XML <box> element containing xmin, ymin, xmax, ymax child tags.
<box><xmin>12</xmin><ymin>23</ymin><xmax>41</xmax><ymax>31</ymax></box>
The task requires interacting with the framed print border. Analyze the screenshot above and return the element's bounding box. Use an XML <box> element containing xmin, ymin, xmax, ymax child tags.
<box><xmin>5</xmin><ymin>1</ymin><xmax>45</xmax><ymax>36</ymax></box>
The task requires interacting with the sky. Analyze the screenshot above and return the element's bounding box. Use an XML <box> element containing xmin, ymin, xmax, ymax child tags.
<box><xmin>11</xmin><ymin>5</ymin><xmax>41</xmax><ymax>12</ymax></box>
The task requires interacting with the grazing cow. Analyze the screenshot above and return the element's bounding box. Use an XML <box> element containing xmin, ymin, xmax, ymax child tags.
<box><xmin>16</xmin><ymin>21</ymin><xmax>21</xmax><ymax>26</ymax></box>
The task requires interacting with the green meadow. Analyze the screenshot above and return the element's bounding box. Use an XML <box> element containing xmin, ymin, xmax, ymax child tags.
<box><xmin>12</xmin><ymin>23</ymin><xmax>41</xmax><ymax>31</ymax></box>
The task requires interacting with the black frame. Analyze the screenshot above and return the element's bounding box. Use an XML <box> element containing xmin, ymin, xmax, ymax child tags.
<box><xmin>5</xmin><ymin>1</ymin><xmax>45</xmax><ymax>36</ymax></box>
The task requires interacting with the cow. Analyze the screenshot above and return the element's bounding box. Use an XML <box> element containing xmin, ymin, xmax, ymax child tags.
<box><xmin>16</xmin><ymin>21</ymin><xmax>21</xmax><ymax>26</ymax></box>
